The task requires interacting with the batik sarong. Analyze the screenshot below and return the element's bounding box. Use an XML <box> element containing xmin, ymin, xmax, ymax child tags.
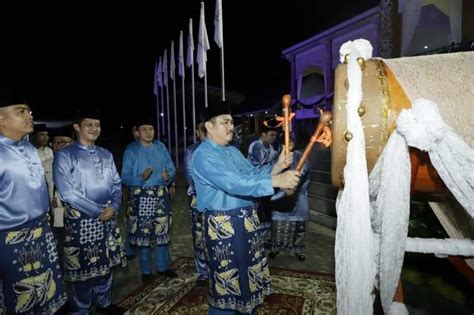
<box><xmin>127</xmin><ymin>186</ymin><xmax>171</xmax><ymax>247</ymax></box>
<box><xmin>204</xmin><ymin>205</ymin><xmax>271</xmax><ymax>313</ymax></box>
<box><xmin>63</xmin><ymin>205</ymin><xmax>126</xmax><ymax>282</ymax></box>
<box><xmin>0</xmin><ymin>216</ymin><xmax>67</xmax><ymax>314</ymax></box>
<box><xmin>189</xmin><ymin>195</ymin><xmax>208</xmax><ymax>279</ymax></box>
<box><xmin>271</xmin><ymin>220</ymin><xmax>306</xmax><ymax>254</ymax></box>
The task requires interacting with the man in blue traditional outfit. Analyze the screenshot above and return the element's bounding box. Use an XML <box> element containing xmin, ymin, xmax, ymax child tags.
<box><xmin>0</xmin><ymin>92</ymin><xmax>67</xmax><ymax>314</ymax></box>
<box><xmin>247</xmin><ymin>125</ymin><xmax>279</xmax><ymax>168</ymax></box>
<box><xmin>184</xmin><ymin>122</ymin><xmax>208</xmax><ymax>288</ymax></box>
<box><xmin>53</xmin><ymin>111</ymin><xmax>126</xmax><ymax>315</ymax></box>
<box><xmin>32</xmin><ymin>123</ymin><xmax>55</xmax><ymax>203</ymax></box>
<box><xmin>192</xmin><ymin>102</ymin><xmax>301</xmax><ymax>315</ymax></box>
<box><xmin>269</xmin><ymin>134</ymin><xmax>310</xmax><ymax>261</ymax></box>
<box><xmin>122</xmin><ymin>126</ymin><xmax>139</xmax><ymax>260</ymax></box>
<box><xmin>51</xmin><ymin>126</ymin><xmax>74</xmax><ymax>153</ymax></box>
<box><xmin>247</xmin><ymin>125</ymin><xmax>279</xmax><ymax>247</ymax></box>
<box><xmin>50</xmin><ymin>126</ymin><xmax>74</xmax><ymax>262</ymax></box>
<box><xmin>121</xmin><ymin>118</ymin><xmax>177</xmax><ymax>283</ymax></box>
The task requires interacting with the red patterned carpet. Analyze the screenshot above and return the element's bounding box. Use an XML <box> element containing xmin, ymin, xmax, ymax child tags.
<box><xmin>120</xmin><ymin>257</ymin><xmax>336</xmax><ymax>314</ymax></box>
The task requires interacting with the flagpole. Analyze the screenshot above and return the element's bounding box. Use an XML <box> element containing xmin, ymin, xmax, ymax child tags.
<box><xmin>166</xmin><ymin>83</ymin><xmax>171</xmax><ymax>153</ymax></box>
<box><xmin>179</xmin><ymin>30</ymin><xmax>187</xmax><ymax>152</ymax></box>
<box><xmin>170</xmin><ymin>41</ymin><xmax>179</xmax><ymax>168</ymax></box>
<box><xmin>215</xmin><ymin>0</ymin><xmax>225</xmax><ymax>101</ymax></box>
<box><xmin>204</xmin><ymin>72</ymin><xmax>208</xmax><ymax>108</ymax></box>
<box><xmin>191</xmin><ymin>63</ymin><xmax>196</xmax><ymax>142</ymax></box>
<box><xmin>154</xmin><ymin>61</ymin><xmax>160</xmax><ymax>139</ymax></box>
<box><xmin>155</xmin><ymin>93</ymin><xmax>160</xmax><ymax>139</ymax></box>
<box><xmin>188</xmin><ymin>18</ymin><xmax>196</xmax><ymax>143</ymax></box>
<box><xmin>158</xmin><ymin>56</ymin><xmax>165</xmax><ymax>138</ymax></box>
<box><xmin>160</xmin><ymin>85</ymin><xmax>165</xmax><ymax>137</ymax></box>
<box><xmin>203</xmin><ymin>2</ymin><xmax>208</xmax><ymax>109</ymax></box>
<box><xmin>220</xmin><ymin>46</ymin><xmax>225</xmax><ymax>102</ymax></box>
<box><xmin>181</xmin><ymin>76</ymin><xmax>186</xmax><ymax>149</ymax></box>
<box><xmin>173</xmin><ymin>76</ymin><xmax>178</xmax><ymax>167</ymax></box>
<box><xmin>163</xmin><ymin>50</ymin><xmax>171</xmax><ymax>152</ymax></box>
<box><xmin>197</xmin><ymin>2</ymin><xmax>210</xmax><ymax>108</ymax></box>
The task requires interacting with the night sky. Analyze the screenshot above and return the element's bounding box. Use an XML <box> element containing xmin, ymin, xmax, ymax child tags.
<box><xmin>0</xmin><ymin>0</ymin><xmax>379</xmax><ymax>126</ymax></box>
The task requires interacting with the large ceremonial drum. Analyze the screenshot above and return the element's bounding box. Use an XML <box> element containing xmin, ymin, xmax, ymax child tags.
<box><xmin>331</xmin><ymin>52</ymin><xmax>474</xmax><ymax>197</ymax></box>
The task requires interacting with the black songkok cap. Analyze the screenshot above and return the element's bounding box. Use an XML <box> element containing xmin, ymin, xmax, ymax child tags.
<box><xmin>199</xmin><ymin>101</ymin><xmax>231</xmax><ymax>123</ymax></box>
<box><xmin>32</xmin><ymin>123</ymin><xmax>48</xmax><ymax>133</ymax></box>
<box><xmin>0</xmin><ymin>90</ymin><xmax>27</xmax><ymax>108</ymax></box>
<box><xmin>134</xmin><ymin>116</ymin><xmax>155</xmax><ymax>129</ymax></box>
<box><xmin>75</xmin><ymin>109</ymin><xmax>101</xmax><ymax>123</ymax></box>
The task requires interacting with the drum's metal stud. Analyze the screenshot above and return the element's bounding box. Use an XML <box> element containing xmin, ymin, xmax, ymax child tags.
<box><xmin>344</xmin><ymin>78</ymin><xmax>349</xmax><ymax>90</ymax></box>
<box><xmin>358</xmin><ymin>102</ymin><xmax>367</xmax><ymax>118</ymax></box>
<box><xmin>357</xmin><ymin>57</ymin><xmax>366</xmax><ymax>70</ymax></box>
<box><xmin>344</xmin><ymin>54</ymin><xmax>349</xmax><ymax>64</ymax></box>
<box><xmin>343</xmin><ymin>129</ymin><xmax>353</xmax><ymax>143</ymax></box>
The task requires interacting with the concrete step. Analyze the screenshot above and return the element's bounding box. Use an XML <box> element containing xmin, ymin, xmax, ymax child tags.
<box><xmin>313</xmin><ymin>147</ymin><xmax>332</xmax><ymax>161</ymax></box>
<box><xmin>307</xmin><ymin>146</ymin><xmax>331</xmax><ymax>165</ymax></box>
<box><xmin>306</xmin><ymin>146</ymin><xmax>336</xmax><ymax>230</ymax></box>
<box><xmin>308</xmin><ymin>182</ymin><xmax>338</xmax><ymax>200</ymax></box>
<box><xmin>308</xmin><ymin>195</ymin><xmax>337</xmax><ymax>217</ymax></box>
<box><xmin>309</xmin><ymin>169</ymin><xmax>332</xmax><ymax>184</ymax></box>
<box><xmin>312</xmin><ymin>160</ymin><xmax>332</xmax><ymax>172</ymax></box>
<box><xmin>309</xmin><ymin>210</ymin><xmax>337</xmax><ymax>229</ymax></box>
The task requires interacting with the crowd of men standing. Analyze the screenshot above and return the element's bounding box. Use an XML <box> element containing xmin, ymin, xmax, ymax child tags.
<box><xmin>0</xmin><ymin>92</ymin><xmax>310</xmax><ymax>315</ymax></box>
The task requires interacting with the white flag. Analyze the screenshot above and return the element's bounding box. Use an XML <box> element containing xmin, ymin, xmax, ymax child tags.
<box><xmin>186</xmin><ymin>18</ymin><xmax>194</xmax><ymax>68</ymax></box>
<box><xmin>178</xmin><ymin>31</ymin><xmax>185</xmax><ymax>77</ymax></box>
<box><xmin>170</xmin><ymin>41</ymin><xmax>175</xmax><ymax>81</ymax></box>
<box><xmin>214</xmin><ymin>0</ymin><xmax>223</xmax><ymax>48</ymax></box>
<box><xmin>163</xmin><ymin>50</ymin><xmax>168</xmax><ymax>87</ymax></box>
<box><xmin>197</xmin><ymin>2</ymin><xmax>210</xmax><ymax>78</ymax></box>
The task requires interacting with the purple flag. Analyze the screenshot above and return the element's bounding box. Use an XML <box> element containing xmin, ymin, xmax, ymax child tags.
<box><xmin>163</xmin><ymin>50</ymin><xmax>168</xmax><ymax>87</ymax></box>
<box><xmin>170</xmin><ymin>41</ymin><xmax>175</xmax><ymax>81</ymax></box>
<box><xmin>187</xmin><ymin>18</ymin><xmax>194</xmax><ymax>68</ymax></box>
<box><xmin>178</xmin><ymin>31</ymin><xmax>185</xmax><ymax>77</ymax></box>
<box><xmin>157</xmin><ymin>56</ymin><xmax>163</xmax><ymax>88</ymax></box>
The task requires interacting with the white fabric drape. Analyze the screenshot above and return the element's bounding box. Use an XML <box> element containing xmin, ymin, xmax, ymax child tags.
<box><xmin>398</xmin><ymin>99</ymin><xmax>474</xmax><ymax>217</ymax></box>
<box><xmin>369</xmin><ymin>130</ymin><xmax>411</xmax><ymax>314</ymax></box>
<box><xmin>335</xmin><ymin>39</ymin><xmax>376</xmax><ymax>315</ymax></box>
<box><xmin>370</xmin><ymin>98</ymin><xmax>474</xmax><ymax>313</ymax></box>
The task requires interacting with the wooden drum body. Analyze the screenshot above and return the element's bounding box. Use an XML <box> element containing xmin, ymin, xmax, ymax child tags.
<box><xmin>331</xmin><ymin>59</ymin><xmax>445</xmax><ymax>197</ymax></box>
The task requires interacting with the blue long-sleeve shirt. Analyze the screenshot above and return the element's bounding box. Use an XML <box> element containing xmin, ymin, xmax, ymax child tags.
<box><xmin>184</xmin><ymin>142</ymin><xmax>201</xmax><ymax>196</ymax></box>
<box><xmin>121</xmin><ymin>140</ymin><xmax>175</xmax><ymax>188</ymax></box>
<box><xmin>0</xmin><ymin>135</ymin><xmax>49</xmax><ymax>230</ymax></box>
<box><xmin>247</xmin><ymin>139</ymin><xmax>279</xmax><ymax>168</ymax></box>
<box><xmin>192</xmin><ymin>139</ymin><xmax>274</xmax><ymax>212</ymax></box>
<box><xmin>53</xmin><ymin>142</ymin><xmax>122</xmax><ymax>218</ymax></box>
<box><xmin>271</xmin><ymin>150</ymin><xmax>310</xmax><ymax>221</ymax></box>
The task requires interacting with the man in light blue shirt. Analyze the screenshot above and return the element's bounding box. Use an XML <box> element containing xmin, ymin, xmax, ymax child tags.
<box><xmin>247</xmin><ymin>126</ymin><xmax>279</xmax><ymax>169</ymax></box>
<box><xmin>183</xmin><ymin>122</ymin><xmax>208</xmax><ymax>287</ymax></box>
<box><xmin>192</xmin><ymin>102</ymin><xmax>300</xmax><ymax>315</ymax></box>
<box><xmin>269</xmin><ymin>134</ymin><xmax>310</xmax><ymax>261</ymax></box>
<box><xmin>0</xmin><ymin>93</ymin><xmax>67</xmax><ymax>314</ymax></box>
<box><xmin>121</xmin><ymin>118</ymin><xmax>177</xmax><ymax>283</ymax></box>
<box><xmin>247</xmin><ymin>125</ymin><xmax>280</xmax><ymax>248</ymax></box>
<box><xmin>54</xmin><ymin>111</ymin><xmax>125</xmax><ymax>315</ymax></box>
